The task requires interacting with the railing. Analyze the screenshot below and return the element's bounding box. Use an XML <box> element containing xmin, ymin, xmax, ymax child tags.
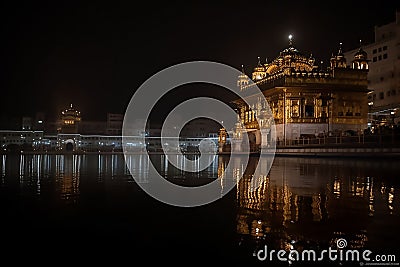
<box><xmin>276</xmin><ymin>133</ymin><xmax>400</xmax><ymax>148</ymax></box>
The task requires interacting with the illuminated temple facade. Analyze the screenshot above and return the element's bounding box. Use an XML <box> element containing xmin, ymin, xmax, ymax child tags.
<box><xmin>230</xmin><ymin>37</ymin><xmax>370</xmax><ymax>146</ymax></box>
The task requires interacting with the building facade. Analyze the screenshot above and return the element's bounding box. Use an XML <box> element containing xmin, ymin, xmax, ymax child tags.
<box><xmin>344</xmin><ymin>11</ymin><xmax>400</xmax><ymax>127</ymax></box>
<box><xmin>224</xmin><ymin>36</ymin><xmax>370</xmax><ymax>149</ymax></box>
<box><xmin>0</xmin><ymin>130</ymin><xmax>44</xmax><ymax>152</ymax></box>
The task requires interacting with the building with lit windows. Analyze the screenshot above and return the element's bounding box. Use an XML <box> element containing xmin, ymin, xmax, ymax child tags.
<box><xmin>0</xmin><ymin>130</ymin><xmax>44</xmax><ymax>152</ymax></box>
<box><xmin>224</xmin><ymin>35</ymin><xmax>370</xmax><ymax>148</ymax></box>
<box><xmin>344</xmin><ymin>11</ymin><xmax>400</xmax><ymax>127</ymax></box>
<box><xmin>0</xmin><ymin>104</ymin><xmax>219</xmax><ymax>153</ymax></box>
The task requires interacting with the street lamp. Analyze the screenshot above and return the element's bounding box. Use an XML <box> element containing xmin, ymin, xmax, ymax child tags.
<box><xmin>368</xmin><ymin>101</ymin><xmax>374</xmax><ymax>129</ymax></box>
<box><xmin>390</xmin><ymin>110</ymin><xmax>396</xmax><ymax>126</ymax></box>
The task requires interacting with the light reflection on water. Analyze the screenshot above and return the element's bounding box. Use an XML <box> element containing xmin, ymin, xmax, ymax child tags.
<box><xmin>0</xmin><ymin>153</ymin><xmax>399</xmax><ymax>256</ymax></box>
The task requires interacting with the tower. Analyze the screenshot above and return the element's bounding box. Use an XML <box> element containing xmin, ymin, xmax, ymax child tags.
<box><xmin>237</xmin><ymin>65</ymin><xmax>250</xmax><ymax>90</ymax></box>
<box><xmin>330</xmin><ymin>42</ymin><xmax>347</xmax><ymax>69</ymax></box>
<box><xmin>351</xmin><ymin>40</ymin><xmax>369</xmax><ymax>70</ymax></box>
<box><xmin>252</xmin><ymin>57</ymin><xmax>267</xmax><ymax>81</ymax></box>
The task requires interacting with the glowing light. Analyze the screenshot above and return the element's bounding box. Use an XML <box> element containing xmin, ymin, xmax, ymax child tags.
<box><xmin>288</xmin><ymin>34</ymin><xmax>293</xmax><ymax>40</ymax></box>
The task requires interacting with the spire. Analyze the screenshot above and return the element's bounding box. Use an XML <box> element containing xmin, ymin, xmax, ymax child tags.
<box><xmin>338</xmin><ymin>42</ymin><xmax>343</xmax><ymax>55</ymax></box>
<box><xmin>257</xmin><ymin>56</ymin><xmax>261</xmax><ymax>66</ymax></box>
<box><xmin>70</xmin><ymin>103</ymin><xmax>73</xmax><ymax>108</ymax></box>
<box><xmin>288</xmin><ymin>34</ymin><xmax>293</xmax><ymax>46</ymax></box>
<box><xmin>241</xmin><ymin>64</ymin><xmax>245</xmax><ymax>74</ymax></box>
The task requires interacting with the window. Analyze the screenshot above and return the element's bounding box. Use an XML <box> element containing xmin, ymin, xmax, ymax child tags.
<box><xmin>380</xmin><ymin>77</ymin><xmax>384</xmax><ymax>82</ymax></box>
<box><xmin>383</xmin><ymin>46</ymin><xmax>387</xmax><ymax>51</ymax></box>
<box><xmin>383</xmin><ymin>53</ymin><xmax>387</xmax><ymax>59</ymax></box>
<box><xmin>392</xmin><ymin>89</ymin><xmax>396</xmax><ymax>95</ymax></box>
<box><xmin>291</xmin><ymin>105</ymin><xmax>299</xmax><ymax>118</ymax></box>
<box><xmin>378</xmin><ymin>47</ymin><xmax>382</xmax><ymax>52</ymax></box>
<box><xmin>373</xmin><ymin>57</ymin><xmax>377</xmax><ymax>62</ymax></box>
<box><xmin>378</xmin><ymin>55</ymin><xmax>382</xmax><ymax>60</ymax></box>
<box><xmin>373</xmin><ymin>49</ymin><xmax>377</xmax><ymax>54</ymax></box>
<box><xmin>305</xmin><ymin>105</ymin><xmax>314</xmax><ymax>117</ymax></box>
<box><xmin>387</xmin><ymin>91</ymin><xmax>391</xmax><ymax>97</ymax></box>
<box><xmin>379</xmin><ymin>92</ymin><xmax>384</xmax><ymax>99</ymax></box>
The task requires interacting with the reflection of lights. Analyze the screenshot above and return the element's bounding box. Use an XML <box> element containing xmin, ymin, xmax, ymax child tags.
<box><xmin>388</xmin><ymin>187</ymin><xmax>394</xmax><ymax>213</ymax></box>
<box><xmin>251</xmin><ymin>220</ymin><xmax>264</xmax><ymax>238</ymax></box>
<box><xmin>333</xmin><ymin>178</ymin><xmax>341</xmax><ymax>198</ymax></box>
<box><xmin>381</xmin><ymin>184</ymin><xmax>386</xmax><ymax>194</ymax></box>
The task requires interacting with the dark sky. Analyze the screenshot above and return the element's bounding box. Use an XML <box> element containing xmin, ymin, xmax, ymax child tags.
<box><xmin>1</xmin><ymin>1</ymin><xmax>399</xmax><ymax>122</ymax></box>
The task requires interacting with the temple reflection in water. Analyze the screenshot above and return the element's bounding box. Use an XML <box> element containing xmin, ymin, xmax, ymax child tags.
<box><xmin>235</xmin><ymin>156</ymin><xmax>399</xmax><ymax>253</ymax></box>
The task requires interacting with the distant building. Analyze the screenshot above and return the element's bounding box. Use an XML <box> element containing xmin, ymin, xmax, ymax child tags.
<box><xmin>106</xmin><ymin>113</ymin><xmax>123</xmax><ymax>135</ymax></box>
<box><xmin>22</xmin><ymin>112</ymin><xmax>46</xmax><ymax>131</ymax></box>
<box><xmin>344</xmin><ymin>11</ymin><xmax>400</xmax><ymax>127</ymax></box>
<box><xmin>180</xmin><ymin>118</ymin><xmax>220</xmax><ymax>138</ymax></box>
<box><xmin>34</xmin><ymin>112</ymin><xmax>45</xmax><ymax>131</ymax></box>
<box><xmin>22</xmin><ymin>116</ymin><xmax>32</xmax><ymax>130</ymax></box>
<box><xmin>0</xmin><ymin>130</ymin><xmax>44</xmax><ymax>151</ymax></box>
<box><xmin>80</xmin><ymin>121</ymin><xmax>107</xmax><ymax>135</ymax></box>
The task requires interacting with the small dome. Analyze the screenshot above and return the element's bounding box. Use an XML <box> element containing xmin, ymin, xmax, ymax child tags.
<box><xmin>280</xmin><ymin>45</ymin><xmax>302</xmax><ymax>56</ymax></box>
<box><xmin>254</xmin><ymin>57</ymin><xmax>266</xmax><ymax>72</ymax></box>
<box><xmin>354</xmin><ymin>47</ymin><xmax>367</xmax><ymax>60</ymax></box>
<box><xmin>61</xmin><ymin>104</ymin><xmax>81</xmax><ymax>116</ymax></box>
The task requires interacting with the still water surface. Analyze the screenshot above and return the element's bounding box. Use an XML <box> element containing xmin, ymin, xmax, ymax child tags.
<box><xmin>0</xmin><ymin>153</ymin><xmax>399</xmax><ymax>265</ymax></box>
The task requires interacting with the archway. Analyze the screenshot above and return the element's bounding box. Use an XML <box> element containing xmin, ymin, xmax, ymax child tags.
<box><xmin>65</xmin><ymin>139</ymin><xmax>74</xmax><ymax>152</ymax></box>
<box><xmin>65</xmin><ymin>143</ymin><xmax>73</xmax><ymax>151</ymax></box>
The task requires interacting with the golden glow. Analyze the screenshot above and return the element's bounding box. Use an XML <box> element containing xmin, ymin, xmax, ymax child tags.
<box><xmin>333</xmin><ymin>178</ymin><xmax>341</xmax><ymax>198</ymax></box>
<box><xmin>64</xmin><ymin>120</ymin><xmax>75</xmax><ymax>125</ymax></box>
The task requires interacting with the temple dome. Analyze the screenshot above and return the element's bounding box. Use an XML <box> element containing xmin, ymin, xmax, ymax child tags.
<box><xmin>264</xmin><ymin>36</ymin><xmax>315</xmax><ymax>75</ymax></box>
<box><xmin>280</xmin><ymin>45</ymin><xmax>302</xmax><ymax>56</ymax></box>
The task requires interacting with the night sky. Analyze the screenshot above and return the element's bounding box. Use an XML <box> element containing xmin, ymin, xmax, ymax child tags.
<box><xmin>1</xmin><ymin>1</ymin><xmax>399</xmax><ymax>123</ymax></box>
